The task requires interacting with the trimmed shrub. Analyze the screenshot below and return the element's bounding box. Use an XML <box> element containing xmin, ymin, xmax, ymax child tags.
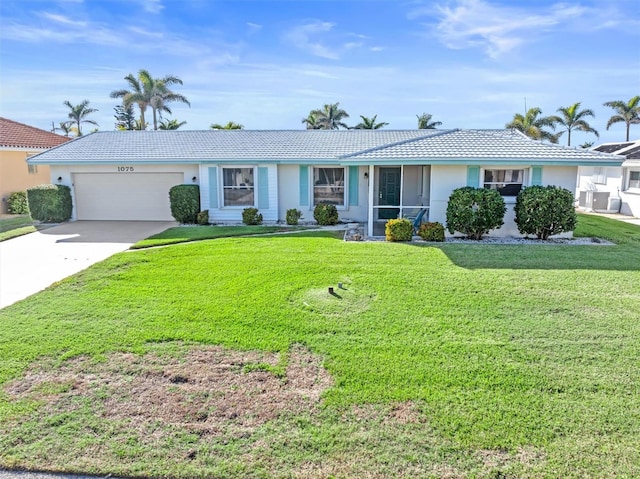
<box><xmin>196</xmin><ymin>210</ymin><xmax>209</xmax><ymax>225</ymax></box>
<box><xmin>313</xmin><ymin>204</ymin><xmax>339</xmax><ymax>226</ymax></box>
<box><xmin>515</xmin><ymin>185</ymin><xmax>577</xmax><ymax>239</ymax></box>
<box><xmin>242</xmin><ymin>207</ymin><xmax>263</xmax><ymax>225</ymax></box>
<box><xmin>286</xmin><ymin>208</ymin><xmax>303</xmax><ymax>225</ymax></box>
<box><xmin>385</xmin><ymin>218</ymin><xmax>413</xmax><ymax>241</ymax></box>
<box><xmin>7</xmin><ymin>191</ymin><xmax>29</xmax><ymax>215</ymax></box>
<box><xmin>169</xmin><ymin>184</ymin><xmax>200</xmax><ymax>224</ymax></box>
<box><xmin>417</xmin><ymin>221</ymin><xmax>445</xmax><ymax>242</ymax></box>
<box><xmin>446</xmin><ymin>187</ymin><xmax>506</xmax><ymax>240</ymax></box>
<box><xmin>26</xmin><ymin>184</ymin><xmax>72</xmax><ymax>222</ymax></box>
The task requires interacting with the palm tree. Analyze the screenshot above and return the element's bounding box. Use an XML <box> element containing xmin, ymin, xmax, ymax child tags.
<box><xmin>210</xmin><ymin>121</ymin><xmax>244</xmax><ymax>130</ymax></box>
<box><xmin>416</xmin><ymin>113</ymin><xmax>442</xmax><ymax>129</ymax></box>
<box><xmin>51</xmin><ymin>121</ymin><xmax>77</xmax><ymax>137</ymax></box>
<box><xmin>580</xmin><ymin>141</ymin><xmax>594</xmax><ymax>149</ymax></box>
<box><xmin>63</xmin><ymin>100</ymin><xmax>98</xmax><ymax>136</ymax></box>
<box><xmin>301</xmin><ymin>113</ymin><xmax>320</xmax><ymax>129</ymax></box>
<box><xmin>551</xmin><ymin>102</ymin><xmax>599</xmax><ymax>146</ymax></box>
<box><xmin>308</xmin><ymin>103</ymin><xmax>350</xmax><ymax>130</ymax></box>
<box><xmin>603</xmin><ymin>96</ymin><xmax>640</xmax><ymax>141</ymax></box>
<box><xmin>110</xmin><ymin>73</ymin><xmax>148</xmax><ymax>130</ymax></box>
<box><xmin>111</xmin><ymin>70</ymin><xmax>190</xmax><ymax>131</ymax></box>
<box><xmin>354</xmin><ymin>115</ymin><xmax>388</xmax><ymax>129</ymax></box>
<box><xmin>506</xmin><ymin>107</ymin><xmax>560</xmax><ymax>143</ymax></box>
<box><xmin>159</xmin><ymin>119</ymin><xmax>187</xmax><ymax>130</ymax></box>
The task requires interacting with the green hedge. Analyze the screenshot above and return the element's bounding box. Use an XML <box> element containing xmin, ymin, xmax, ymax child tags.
<box><xmin>242</xmin><ymin>207</ymin><xmax>263</xmax><ymax>225</ymax></box>
<box><xmin>26</xmin><ymin>184</ymin><xmax>72</xmax><ymax>222</ymax></box>
<box><xmin>385</xmin><ymin>218</ymin><xmax>413</xmax><ymax>241</ymax></box>
<box><xmin>169</xmin><ymin>184</ymin><xmax>200</xmax><ymax>224</ymax></box>
<box><xmin>313</xmin><ymin>204</ymin><xmax>339</xmax><ymax>226</ymax></box>
<box><xmin>417</xmin><ymin>222</ymin><xmax>445</xmax><ymax>242</ymax></box>
<box><xmin>7</xmin><ymin>191</ymin><xmax>29</xmax><ymax>215</ymax></box>
<box><xmin>515</xmin><ymin>185</ymin><xmax>576</xmax><ymax>239</ymax></box>
<box><xmin>446</xmin><ymin>187</ymin><xmax>506</xmax><ymax>240</ymax></box>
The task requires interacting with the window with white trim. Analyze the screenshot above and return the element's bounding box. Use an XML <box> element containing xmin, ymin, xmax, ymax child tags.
<box><xmin>28</xmin><ymin>164</ymin><xmax>38</xmax><ymax>174</ymax></box>
<box><xmin>629</xmin><ymin>171</ymin><xmax>640</xmax><ymax>190</ymax></box>
<box><xmin>593</xmin><ymin>167</ymin><xmax>607</xmax><ymax>185</ymax></box>
<box><xmin>222</xmin><ymin>167</ymin><xmax>254</xmax><ymax>206</ymax></box>
<box><xmin>483</xmin><ymin>169</ymin><xmax>525</xmax><ymax>196</ymax></box>
<box><xmin>313</xmin><ymin>167</ymin><xmax>345</xmax><ymax>206</ymax></box>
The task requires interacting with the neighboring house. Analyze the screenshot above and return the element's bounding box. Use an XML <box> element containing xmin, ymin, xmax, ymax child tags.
<box><xmin>0</xmin><ymin>117</ymin><xmax>69</xmax><ymax>213</ymax></box>
<box><xmin>576</xmin><ymin>140</ymin><xmax>640</xmax><ymax>217</ymax></box>
<box><xmin>27</xmin><ymin>129</ymin><xmax>622</xmax><ymax>236</ymax></box>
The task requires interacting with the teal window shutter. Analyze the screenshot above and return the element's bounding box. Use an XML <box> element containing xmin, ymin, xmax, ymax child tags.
<box><xmin>208</xmin><ymin>167</ymin><xmax>218</xmax><ymax>208</ymax></box>
<box><xmin>467</xmin><ymin>166</ymin><xmax>480</xmax><ymax>187</ymax></box>
<box><xmin>299</xmin><ymin>166</ymin><xmax>309</xmax><ymax>206</ymax></box>
<box><xmin>531</xmin><ymin>166</ymin><xmax>543</xmax><ymax>186</ymax></box>
<box><xmin>258</xmin><ymin>167</ymin><xmax>269</xmax><ymax>209</ymax></box>
<box><xmin>348</xmin><ymin>166</ymin><xmax>359</xmax><ymax>206</ymax></box>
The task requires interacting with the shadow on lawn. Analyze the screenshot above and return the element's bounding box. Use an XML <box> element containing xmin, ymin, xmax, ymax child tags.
<box><xmin>416</xmin><ymin>242</ymin><xmax>640</xmax><ymax>271</ymax></box>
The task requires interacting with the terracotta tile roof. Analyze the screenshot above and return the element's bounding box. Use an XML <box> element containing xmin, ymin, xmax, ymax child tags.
<box><xmin>0</xmin><ymin>117</ymin><xmax>70</xmax><ymax>149</ymax></box>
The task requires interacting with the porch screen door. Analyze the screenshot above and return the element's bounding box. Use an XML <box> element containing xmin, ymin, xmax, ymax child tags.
<box><xmin>378</xmin><ymin>167</ymin><xmax>401</xmax><ymax>219</ymax></box>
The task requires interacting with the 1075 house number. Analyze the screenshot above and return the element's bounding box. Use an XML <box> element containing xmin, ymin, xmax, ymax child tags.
<box><xmin>117</xmin><ymin>166</ymin><xmax>134</xmax><ymax>172</ymax></box>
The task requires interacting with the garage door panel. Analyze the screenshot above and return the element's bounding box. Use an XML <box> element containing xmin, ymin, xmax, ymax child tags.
<box><xmin>74</xmin><ymin>173</ymin><xmax>184</xmax><ymax>221</ymax></box>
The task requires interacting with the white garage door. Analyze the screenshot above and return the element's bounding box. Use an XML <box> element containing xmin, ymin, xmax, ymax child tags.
<box><xmin>74</xmin><ymin>173</ymin><xmax>184</xmax><ymax>220</ymax></box>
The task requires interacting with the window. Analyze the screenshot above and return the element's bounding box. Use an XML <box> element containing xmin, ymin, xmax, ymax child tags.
<box><xmin>28</xmin><ymin>164</ymin><xmax>38</xmax><ymax>174</ymax></box>
<box><xmin>313</xmin><ymin>167</ymin><xmax>345</xmax><ymax>206</ymax></box>
<box><xmin>593</xmin><ymin>167</ymin><xmax>607</xmax><ymax>185</ymax></box>
<box><xmin>629</xmin><ymin>171</ymin><xmax>640</xmax><ymax>189</ymax></box>
<box><xmin>483</xmin><ymin>169</ymin><xmax>525</xmax><ymax>196</ymax></box>
<box><xmin>222</xmin><ymin>167</ymin><xmax>254</xmax><ymax>206</ymax></box>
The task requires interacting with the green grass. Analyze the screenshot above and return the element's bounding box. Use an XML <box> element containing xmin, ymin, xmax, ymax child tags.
<box><xmin>1</xmin><ymin>217</ymin><xmax>639</xmax><ymax>477</ymax></box>
<box><xmin>131</xmin><ymin>224</ymin><xmax>311</xmax><ymax>248</ymax></box>
<box><xmin>0</xmin><ymin>215</ymin><xmax>36</xmax><ymax>241</ymax></box>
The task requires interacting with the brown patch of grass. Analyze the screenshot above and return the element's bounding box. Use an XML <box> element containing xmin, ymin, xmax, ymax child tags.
<box><xmin>5</xmin><ymin>343</ymin><xmax>332</xmax><ymax>438</ymax></box>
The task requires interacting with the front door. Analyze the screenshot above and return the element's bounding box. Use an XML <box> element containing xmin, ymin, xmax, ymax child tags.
<box><xmin>378</xmin><ymin>167</ymin><xmax>401</xmax><ymax>220</ymax></box>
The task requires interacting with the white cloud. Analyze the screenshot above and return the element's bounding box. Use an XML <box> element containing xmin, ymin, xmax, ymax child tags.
<box><xmin>284</xmin><ymin>20</ymin><xmax>340</xmax><ymax>59</ymax></box>
<box><xmin>247</xmin><ymin>22</ymin><xmax>262</xmax><ymax>32</ymax></box>
<box><xmin>139</xmin><ymin>0</ymin><xmax>164</xmax><ymax>14</ymax></box>
<box><xmin>416</xmin><ymin>0</ymin><xmax>590</xmax><ymax>58</ymax></box>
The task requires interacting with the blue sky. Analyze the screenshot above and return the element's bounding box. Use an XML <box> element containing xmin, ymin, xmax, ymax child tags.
<box><xmin>1</xmin><ymin>0</ymin><xmax>639</xmax><ymax>145</ymax></box>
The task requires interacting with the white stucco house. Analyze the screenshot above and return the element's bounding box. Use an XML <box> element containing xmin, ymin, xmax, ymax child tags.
<box><xmin>27</xmin><ymin>129</ymin><xmax>623</xmax><ymax>237</ymax></box>
<box><xmin>576</xmin><ymin>140</ymin><xmax>640</xmax><ymax>217</ymax></box>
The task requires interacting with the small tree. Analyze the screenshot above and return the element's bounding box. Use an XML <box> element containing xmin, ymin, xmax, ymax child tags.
<box><xmin>169</xmin><ymin>184</ymin><xmax>200</xmax><ymax>224</ymax></box>
<box><xmin>515</xmin><ymin>186</ymin><xmax>577</xmax><ymax>239</ymax></box>
<box><xmin>446</xmin><ymin>187</ymin><xmax>506</xmax><ymax>240</ymax></box>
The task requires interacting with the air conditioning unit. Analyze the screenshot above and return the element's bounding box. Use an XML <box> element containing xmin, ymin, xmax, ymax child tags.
<box><xmin>578</xmin><ymin>191</ymin><xmax>610</xmax><ymax>211</ymax></box>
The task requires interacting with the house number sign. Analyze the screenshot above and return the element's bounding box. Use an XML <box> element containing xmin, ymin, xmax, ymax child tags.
<box><xmin>117</xmin><ymin>166</ymin><xmax>134</xmax><ymax>172</ymax></box>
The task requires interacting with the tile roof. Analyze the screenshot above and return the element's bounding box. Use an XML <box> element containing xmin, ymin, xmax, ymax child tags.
<box><xmin>28</xmin><ymin>128</ymin><xmax>622</xmax><ymax>165</ymax></box>
<box><xmin>0</xmin><ymin>117</ymin><xmax>69</xmax><ymax>149</ymax></box>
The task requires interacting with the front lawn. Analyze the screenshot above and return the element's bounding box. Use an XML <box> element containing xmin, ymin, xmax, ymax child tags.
<box><xmin>0</xmin><ymin>215</ymin><xmax>36</xmax><ymax>242</ymax></box>
<box><xmin>131</xmin><ymin>224</ymin><xmax>311</xmax><ymax>248</ymax></box>
<box><xmin>0</xmin><ymin>216</ymin><xmax>639</xmax><ymax>477</ymax></box>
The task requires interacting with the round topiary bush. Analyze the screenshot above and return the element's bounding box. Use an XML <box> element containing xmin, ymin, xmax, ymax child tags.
<box><xmin>385</xmin><ymin>218</ymin><xmax>413</xmax><ymax>241</ymax></box>
<box><xmin>196</xmin><ymin>210</ymin><xmax>209</xmax><ymax>225</ymax></box>
<box><xmin>286</xmin><ymin>208</ymin><xmax>303</xmax><ymax>225</ymax></box>
<box><xmin>242</xmin><ymin>207</ymin><xmax>263</xmax><ymax>225</ymax></box>
<box><xmin>417</xmin><ymin>221</ymin><xmax>445</xmax><ymax>242</ymax></box>
<box><xmin>445</xmin><ymin>187</ymin><xmax>506</xmax><ymax>240</ymax></box>
<box><xmin>515</xmin><ymin>185</ymin><xmax>577</xmax><ymax>239</ymax></box>
<box><xmin>313</xmin><ymin>204</ymin><xmax>339</xmax><ymax>226</ymax></box>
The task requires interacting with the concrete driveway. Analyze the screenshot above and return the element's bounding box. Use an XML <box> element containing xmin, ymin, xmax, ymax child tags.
<box><xmin>0</xmin><ymin>221</ymin><xmax>176</xmax><ymax>309</ymax></box>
